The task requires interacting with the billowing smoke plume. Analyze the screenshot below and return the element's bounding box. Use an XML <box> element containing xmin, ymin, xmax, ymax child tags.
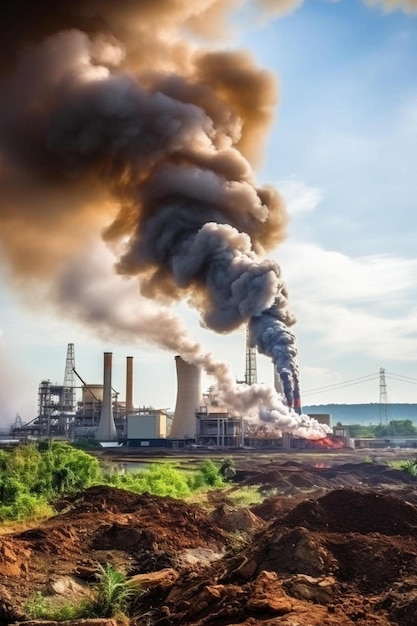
<box><xmin>0</xmin><ymin>0</ymin><xmax>330</xmax><ymax>438</ymax></box>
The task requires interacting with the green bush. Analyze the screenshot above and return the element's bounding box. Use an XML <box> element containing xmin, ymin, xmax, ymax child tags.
<box><xmin>108</xmin><ymin>462</ymin><xmax>192</xmax><ymax>498</ymax></box>
<box><xmin>0</xmin><ymin>442</ymin><xmax>101</xmax><ymax>522</ymax></box>
<box><xmin>25</xmin><ymin>563</ymin><xmax>138</xmax><ymax>621</ymax></box>
<box><xmin>24</xmin><ymin>592</ymin><xmax>95</xmax><ymax>621</ymax></box>
<box><xmin>190</xmin><ymin>459</ymin><xmax>225</xmax><ymax>489</ymax></box>
<box><xmin>402</xmin><ymin>459</ymin><xmax>417</xmax><ymax>477</ymax></box>
<box><xmin>0</xmin><ymin>442</ymin><xmax>227</xmax><ymax>523</ymax></box>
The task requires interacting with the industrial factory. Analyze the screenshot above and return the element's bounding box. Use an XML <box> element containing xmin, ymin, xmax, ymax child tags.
<box><xmin>10</xmin><ymin>341</ymin><xmax>333</xmax><ymax>450</ymax></box>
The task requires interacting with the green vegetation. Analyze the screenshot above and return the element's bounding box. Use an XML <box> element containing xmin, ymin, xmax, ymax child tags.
<box><xmin>338</xmin><ymin>419</ymin><xmax>417</xmax><ymax>438</ymax></box>
<box><xmin>24</xmin><ymin>592</ymin><xmax>95</xmax><ymax>622</ymax></box>
<box><xmin>25</xmin><ymin>562</ymin><xmax>138</xmax><ymax>621</ymax></box>
<box><xmin>374</xmin><ymin>420</ymin><xmax>417</xmax><ymax>437</ymax></box>
<box><xmin>105</xmin><ymin>458</ymin><xmax>225</xmax><ymax>497</ymax></box>
<box><xmin>340</xmin><ymin>423</ymin><xmax>376</xmax><ymax>438</ymax></box>
<box><xmin>219</xmin><ymin>458</ymin><xmax>236</xmax><ymax>481</ymax></box>
<box><xmin>92</xmin><ymin>562</ymin><xmax>137</xmax><ymax>618</ymax></box>
<box><xmin>0</xmin><ymin>442</ymin><xmax>227</xmax><ymax>523</ymax></box>
<box><xmin>401</xmin><ymin>458</ymin><xmax>417</xmax><ymax>477</ymax></box>
<box><xmin>0</xmin><ymin>441</ymin><xmax>101</xmax><ymax>521</ymax></box>
<box><xmin>226</xmin><ymin>485</ymin><xmax>264</xmax><ymax>507</ymax></box>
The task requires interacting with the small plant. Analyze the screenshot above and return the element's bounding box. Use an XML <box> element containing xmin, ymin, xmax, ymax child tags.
<box><xmin>228</xmin><ymin>530</ymin><xmax>250</xmax><ymax>552</ymax></box>
<box><xmin>92</xmin><ymin>562</ymin><xmax>136</xmax><ymax>618</ymax></box>
<box><xmin>190</xmin><ymin>460</ymin><xmax>225</xmax><ymax>489</ymax></box>
<box><xmin>227</xmin><ymin>486</ymin><xmax>264</xmax><ymax>507</ymax></box>
<box><xmin>25</xmin><ymin>563</ymin><xmax>139</xmax><ymax>621</ymax></box>
<box><xmin>24</xmin><ymin>592</ymin><xmax>94</xmax><ymax>621</ymax></box>
<box><xmin>402</xmin><ymin>459</ymin><xmax>417</xmax><ymax>477</ymax></box>
<box><xmin>219</xmin><ymin>459</ymin><xmax>236</xmax><ymax>482</ymax></box>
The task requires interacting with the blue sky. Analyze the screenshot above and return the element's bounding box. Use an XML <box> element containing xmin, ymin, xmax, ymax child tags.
<box><xmin>1</xmin><ymin>0</ymin><xmax>416</xmax><ymax>426</ymax></box>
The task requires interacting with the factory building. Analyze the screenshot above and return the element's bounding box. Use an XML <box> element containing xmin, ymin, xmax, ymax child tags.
<box><xmin>10</xmin><ymin>337</ymin><xmax>342</xmax><ymax>450</ymax></box>
<box><xmin>196</xmin><ymin>407</ymin><xmax>243</xmax><ymax>448</ymax></box>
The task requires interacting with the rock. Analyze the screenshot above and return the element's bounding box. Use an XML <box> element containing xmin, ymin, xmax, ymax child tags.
<box><xmin>284</xmin><ymin>574</ymin><xmax>338</xmax><ymax>604</ymax></box>
<box><xmin>128</xmin><ymin>568</ymin><xmax>180</xmax><ymax>590</ymax></box>
<box><xmin>208</xmin><ymin>505</ymin><xmax>266</xmax><ymax>533</ymax></box>
<box><xmin>233</xmin><ymin>556</ymin><xmax>258</xmax><ymax>580</ymax></box>
<box><xmin>48</xmin><ymin>575</ymin><xmax>93</xmax><ymax>601</ymax></box>
<box><xmin>246</xmin><ymin>571</ymin><xmax>293</xmax><ymax>615</ymax></box>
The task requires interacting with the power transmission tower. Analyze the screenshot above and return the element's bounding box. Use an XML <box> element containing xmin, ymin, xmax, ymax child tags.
<box><xmin>62</xmin><ymin>343</ymin><xmax>76</xmax><ymax>413</ymax></box>
<box><xmin>379</xmin><ymin>366</ymin><xmax>389</xmax><ymax>425</ymax></box>
<box><xmin>245</xmin><ymin>327</ymin><xmax>257</xmax><ymax>385</ymax></box>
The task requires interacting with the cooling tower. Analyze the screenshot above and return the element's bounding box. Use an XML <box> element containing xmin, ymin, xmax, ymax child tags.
<box><xmin>95</xmin><ymin>352</ymin><xmax>118</xmax><ymax>441</ymax></box>
<box><xmin>126</xmin><ymin>356</ymin><xmax>134</xmax><ymax>412</ymax></box>
<box><xmin>170</xmin><ymin>355</ymin><xmax>202</xmax><ymax>439</ymax></box>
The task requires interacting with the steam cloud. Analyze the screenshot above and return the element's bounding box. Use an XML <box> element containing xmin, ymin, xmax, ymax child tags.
<box><xmin>0</xmin><ymin>0</ymin><xmax>330</xmax><ymax>438</ymax></box>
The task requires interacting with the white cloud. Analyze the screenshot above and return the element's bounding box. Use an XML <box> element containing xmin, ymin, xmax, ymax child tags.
<box><xmin>277</xmin><ymin>178</ymin><xmax>323</xmax><ymax>216</ymax></box>
<box><xmin>279</xmin><ymin>242</ymin><xmax>417</xmax><ymax>304</ymax></box>
<box><xmin>297</xmin><ymin>301</ymin><xmax>417</xmax><ymax>360</ymax></box>
<box><xmin>274</xmin><ymin>241</ymin><xmax>417</xmax><ymax>369</ymax></box>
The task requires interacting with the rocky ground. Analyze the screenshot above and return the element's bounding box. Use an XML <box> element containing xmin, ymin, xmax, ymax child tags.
<box><xmin>1</xmin><ymin>450</ymin><xmax>417</xmax><ymax>625</ymax></box>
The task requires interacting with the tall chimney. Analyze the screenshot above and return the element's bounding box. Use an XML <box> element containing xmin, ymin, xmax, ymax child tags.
<box><xmin>95</xmin><ymin>352</ymin><xmax>118</xmax><ymax>441</ymax></box>
<box><xmin>126</xmin><ymin>356</ymin><xmax>134</xmax><ymax>412</ymax></box>
<box><xmin>274</xmin><ymin>368</ymin><xmax>283</xmax><ymax>396</ymax></box>
<box><xmin>169</xmin><ymin>355</ymin><xmax>202</xmax><ymax>439</ymax></box>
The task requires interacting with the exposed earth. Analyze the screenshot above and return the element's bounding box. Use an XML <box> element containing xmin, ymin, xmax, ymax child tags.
<box><xmin>1</xmin><ymin>449</ymin><xmax>417</xmax><ymax>626</ymax></box>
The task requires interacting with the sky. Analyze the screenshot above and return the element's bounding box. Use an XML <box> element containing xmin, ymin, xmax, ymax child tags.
<box><xmin>0</xmin><ymin>0</ymin><xmax>417</xmax><ymax>427</ymax></box>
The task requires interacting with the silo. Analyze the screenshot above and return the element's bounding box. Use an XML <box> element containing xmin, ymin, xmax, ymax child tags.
<box><xmin>95</xmin><ymin>352</ymin><xmax>118</xmax><ymax>441</ymax></box>
<box><xmin>169</xmin><ymin>355</ymin><xmax>202</xmax><ymax>439</ymax></box>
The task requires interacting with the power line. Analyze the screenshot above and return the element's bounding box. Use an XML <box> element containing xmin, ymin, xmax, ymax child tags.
<box><xmin>302</xmin><ymin>372</ymin><xmax>379</xmax><ymax>396</ymax></box>
<box><xmin>302</xmin><ymin>369</ymin><xmax>417</xmax><ymax>402</ymax></box>
<box><xmin>385</xmin><ymin>372</ymin><xmax>417</xmax><ymax>386</ymax></box>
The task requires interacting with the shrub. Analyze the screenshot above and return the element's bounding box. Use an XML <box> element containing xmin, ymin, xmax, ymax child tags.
<box><xmin>190</xmin><ymin>459</ymin><xmax>225</xmax><ymax>489</ymax></box>
<box><xmin>92</xmin><ymin>562</ymin><xmax>137</xmax><ymax>617</ymax></box>
<box><xmin>25</xmin><ymin>563</ymin><xmax>138</xmax><ymax>621</ymax></box>
<box><xmin>108</xmin><ymin>463</ymin><xmax>192</xmax><ymax>498</ymax></box>
<box><xmin>24</xmin><ymin>592</ymin><xmax>95</xmax><ymax>621</ymax></box>
<box><xmin>402</xmin><ymin>459</ymin><xmax>417</xmax><ymax>477</ymax></box>
<box><xmin>0</xmin><ymin>442</ymin><xmax>101</xmax><ymax>522</ymax></box>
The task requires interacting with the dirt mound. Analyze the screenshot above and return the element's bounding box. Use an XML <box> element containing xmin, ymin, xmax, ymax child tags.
<box><xmin>281</xmin><ymin>489</ymin><xmax>417</xmax><ymax>535</ymax></box>
<box><xmin>0</xmin><ymin>486</ymin><xmax>230</xmax><ymax>623</ymax></box>
<box><xmin>2</xmin><ymin>459</ymin><xmax>417</xmax><ymax>625</ymax></box>
<box><xmin>235</xmin><ymin>460</ymin><xmax>417</xmax><ymax>497</ymax></box>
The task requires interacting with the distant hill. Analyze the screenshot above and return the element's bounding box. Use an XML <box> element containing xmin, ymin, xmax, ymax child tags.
<box><xmin>303</xmin><ymin>403</ymin><xmax>417</xmax><ymax>426</ymax></box>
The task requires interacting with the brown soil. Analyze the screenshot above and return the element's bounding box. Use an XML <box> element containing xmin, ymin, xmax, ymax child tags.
<box><xmin>1</xmin><ymin>454</ymin><xmax>417</xmax><ymax>626</ymax></box>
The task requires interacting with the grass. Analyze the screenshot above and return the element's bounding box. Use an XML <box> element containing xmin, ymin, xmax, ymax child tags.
<box><xmin>93</xmin><ymin>562</ymin><xmax>137</xmax><ymax>618</ymax></box>
<box><xmin>24</xmin><ymin>562</ymin><xmax>140</xmax><ymax>621</ymax></box>
<box><xmin>24</xmin><ymin>592</ymin><xmax>95</xmax><ymax>621</ymax></box>
<box><xmin>225</xmin><ymin>486</ymin><xmax>265</xmax><ymax>507</ymax></box>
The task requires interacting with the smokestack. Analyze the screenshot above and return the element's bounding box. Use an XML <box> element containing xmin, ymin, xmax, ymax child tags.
<box><xmin>126</xmin><ymin>355</ymin><xmax>134</xmax><ymax>412</ymax></box>
<box><xmin>274</xmin><ymin>368</ymin><xmax>283</xmax><ymax>396</ymax></box>
<box><xmin>95</xmin><ymin>352</ymin><xmax>117</xmax><ymax>441</ymax></box>
<box><xmin>170</xmin><ymin>355</ymin><xmax>202</xmax><ymax>439</ymax></box>
<box><xmin>293</xmin><ymin>376</ymin><xmax>302</xmax><ymax>416</ymax></box>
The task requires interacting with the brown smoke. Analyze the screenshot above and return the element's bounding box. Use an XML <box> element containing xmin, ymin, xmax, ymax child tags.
<box><xmin>0</xmin><ymin>1</ymin><xmax>282</xmax><ymax>284</ymax></box>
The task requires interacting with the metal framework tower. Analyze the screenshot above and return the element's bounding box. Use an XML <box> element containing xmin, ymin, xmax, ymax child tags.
<box><xmin>379</xmin><ymin>366</ymin><xmax>389</xmax><ymax>424</ymax></box>
<box><xmin>245</xmin><ymin>326</ymin><xmax>257</xmax><ymax>385</ymax></box>
<box><xmin>62</xmin><ymin>343</ymin><xmax>77</xmax><ymax>413</ymax></box>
